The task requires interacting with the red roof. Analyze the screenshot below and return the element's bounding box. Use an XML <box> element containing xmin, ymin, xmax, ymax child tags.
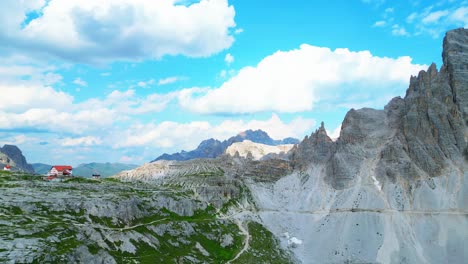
<box><xmin>4</xmin><ymin>165</ymin><xmax>11</xmax><ymax>169</ymax></box>
<box><xmin>52</xmin><ymin>165</ymin><xmax>73</xmax><ymax>171</ymax></box>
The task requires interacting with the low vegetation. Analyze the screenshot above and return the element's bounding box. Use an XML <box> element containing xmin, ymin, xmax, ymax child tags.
<box><xmin>0</xmin><ymin>173</ymin><xmax>292</xmax><ymax>263</ymax></box>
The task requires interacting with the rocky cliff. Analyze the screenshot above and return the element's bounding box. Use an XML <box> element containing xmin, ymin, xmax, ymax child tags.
<box><xmin>0</xmin><ymin>145</ymin><xmax>34</xmax><ymax>173</ymax></box>
<box><xmin>152</xmin><ymin>129</ymin><xmax>299</xmax><ymax>162</ymax></box>
<box><xmin>250</xmin><ymin>28</ymin><xmax>467</xmax><ymax>263</ymax></box>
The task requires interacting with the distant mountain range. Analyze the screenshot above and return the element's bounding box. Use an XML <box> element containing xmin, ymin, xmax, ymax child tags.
<box><xmin>32</xmin><ymin>162</ymin><xmax>138</xmax><ymax>177</ymax></box>
<box><xmin>152</xmin><ymin>129</ymin><xmax>299</xmax><ymax>162</ymax></box>
<box><xmin>31</xmin><ymin>163</ymin><xmax>52</xmax><ymax>175</ymax></box>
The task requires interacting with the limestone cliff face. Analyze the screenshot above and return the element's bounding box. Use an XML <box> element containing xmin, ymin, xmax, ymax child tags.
<box><xmin>0</xmin><ymin>145</ymin><xmax>34</xmax><ymax>173</ymax></box>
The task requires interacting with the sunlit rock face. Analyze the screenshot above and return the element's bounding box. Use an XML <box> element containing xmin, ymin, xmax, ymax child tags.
<box><xmin>225</xmin><ymin>140</ymin><xmax>294</xmax><ymax>160</ymax></box>
<box><xmin>250</xmin><ymin>28</ymin><xmax>468</xmax><ymax>263</ymax></box>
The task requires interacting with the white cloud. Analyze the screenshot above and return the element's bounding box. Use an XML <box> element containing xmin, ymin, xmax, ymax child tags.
<box><xmin>0</xmin><ymin>134</ymin><xmax>38</xmax><ymax>145</ymax></box>
<box><xmin>158</xmin><ymin>76</ymin><xmax>180</xmax><ymax>86</ymax></box>
<box><xmin>0</xmin><ymin>82</ymin><xmax>73</xmax><ymax>113</ymax></box>
<box><xmin>225</xmin><ymin>53</ymin><xmax>234</xmax><ymax>65</ymax></box>
<box><xmin>115</xmin><ymin>114</ymin><xmax>315</xmax><ymax>149</ymax></box>
<box><xmin>137</xmin><ymin>79</ymin><xmax>155</xmax><ymax>88</ymax></box>
<box><xmin>391</xmin><ymin>24</ymin><xmax>409</xmax><ymax>36</ymax></box>
<box><xmin>61</xmin><ymin>136</ymin><xmax>102</xmax><ymax>147</ymax></box>
<box><xmin>400</xmin><ymin>5</ymin><xmax>468</xmax><ymax>38</ymax></box>
<box><xmin>0</xmin><ymin>80</ymin><xmax>177</xmax><ymax>135</ymax></box>
<box><xmin>234</xmin><ymin>28</ymin><xmax>244</xmax><ymax>34</ymax></box>
<box><xmin>0</xmin><ymin>0</ymin><xmax>238</xmax><ymax>63</ymax></box>
<box><xmin>406</xmin><ymin>12</ymin><xmax>418</xmax><ymax>23</ymax></box>
<box><xmin>100</xmin><ymin>72</ymin><xmax>111</xmax><ymax>77</ymax></box>
<box><xmin>373</xmin><ymin>20</ymin><xmax>386</xmax><ymax>27</ymax></box>
<box><xmin>73</xmin><ymin>77</ymin><xmax>88</xmax><ymax>87</ymax></box>
<box><xmin>179</xmin><ymin>44</ymin><xmax>426</xmax><ymax>114</ymax></box>
<box><xmin>0</xmin><ymin>58</ymin><xmax>61</xmax><ymax>85</ymax></box>
<box><xmin>449</xmin><ymin>6</ymin><xmax>468</xmax><ymax>27</ymax></box>
<box><xmin>422</xmin><ymin>10</ymin><xmax>450</xmax><ymax>23</ymax></box>
<box><xmin>327</xmin><ymin>124</ymin><xmax>342</xmax><ymax>141</ymax></box>
<box><xmin>0</xmin><ymin>107</ymin><xmax>116</xmax><ymax>134</ymax></box>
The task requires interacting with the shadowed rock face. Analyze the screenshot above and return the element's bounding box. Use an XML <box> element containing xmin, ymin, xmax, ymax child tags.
<box><xmin>0</xmin><ymin>145</ymin><xmax>34</xmax><ymax>173</ymax></box>
<box><xmin>290</xmin><ymin>122</ymin><xmax>334</xmax><ymax>169</ymax></box>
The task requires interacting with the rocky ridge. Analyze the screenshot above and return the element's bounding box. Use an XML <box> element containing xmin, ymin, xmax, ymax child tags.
<box><xmin>0</xmin><ymin>145</ymin><xmax>34</xmax><ymax>173</ymax></box>
<box><xmin>152</xmin><ymin>129</ymin><xmax>299</xmax><ymax>162</ymax></box>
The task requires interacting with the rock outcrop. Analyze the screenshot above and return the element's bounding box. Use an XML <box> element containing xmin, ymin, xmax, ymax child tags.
<box><xmin>290</xmin><ymin>122</ymin><xmax>334</xmax><ymax>169</ymax></box>
<box><xmin>0</xmin><ymin>145</ymin><xmax>34</xmax><ymax>173</ymax></box>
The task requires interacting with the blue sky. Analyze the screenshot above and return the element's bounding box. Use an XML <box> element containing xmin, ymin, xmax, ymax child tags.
<box><xmin>0</xmin><ymin>0</ymin><xmax>466</xmax><ymax>165</ymax></box>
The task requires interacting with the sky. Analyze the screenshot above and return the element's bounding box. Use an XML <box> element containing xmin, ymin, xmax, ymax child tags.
<box><xmin>0</xmin><ymin>0</ymin><xmax>466</xmax><ymax>166</ymax></box>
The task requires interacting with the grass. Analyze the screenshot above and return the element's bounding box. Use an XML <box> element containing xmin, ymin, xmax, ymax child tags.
<box><xmin>233</xmin><ymin>222</ymin><xmax>294</xmax><ymax>264</ymax></box>
<box><xmin>63</xmin><ymin>177</ymin><xmax>98</xmax><ymax>184</ymax></box>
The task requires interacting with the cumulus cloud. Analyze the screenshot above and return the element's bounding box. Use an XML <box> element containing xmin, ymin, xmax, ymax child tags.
<box><xmin>0</xmin><ymin>82</ymin><xmax>73</xmax><ymax>113</ymax></box>
<box><xmin>0</xmin><ymin>0</ymin><xmax>237</xmax><ymax>63</ymax></box>
<box><xmin>327</xmin><ymin>124</ymin><xmax>342</xmax><ymax>141</ymax></box>
<box><xmin>114</xmin><ymin>114</ymin><xmax>315</xmax><ymax>149</ymax></box>
<box><xmin>178</xmin><ymin>44</ymin><xmax>426</xmax><ymax>114</ymax></box>
<box><xmin>0</xmin><ymin>81</ymin><xmax>176</xmax><ymax>134</ymax></box>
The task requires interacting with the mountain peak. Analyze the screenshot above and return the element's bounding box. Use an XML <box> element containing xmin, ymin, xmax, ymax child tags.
<box><xmin>152</xmin><ymin>129</ymin><xmax>299</xmax><ymax>162</ymax></box>
<box><xmin>0</xmin><ymin>144</ymin><xmax>34</xmax><ymax>173</ymax></box>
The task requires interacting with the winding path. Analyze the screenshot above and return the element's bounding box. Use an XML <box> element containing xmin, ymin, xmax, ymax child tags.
<box><xmin>227</xmin><ymin>219</ymin><xmax>250</xmax><ymax>264</ymax></box>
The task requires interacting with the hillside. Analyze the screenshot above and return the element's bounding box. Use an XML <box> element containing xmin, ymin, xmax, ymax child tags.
<box><xmin>152</xmin><ymin>129</ymin><xmax>299</xmax><ymax>162</ymax></box>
